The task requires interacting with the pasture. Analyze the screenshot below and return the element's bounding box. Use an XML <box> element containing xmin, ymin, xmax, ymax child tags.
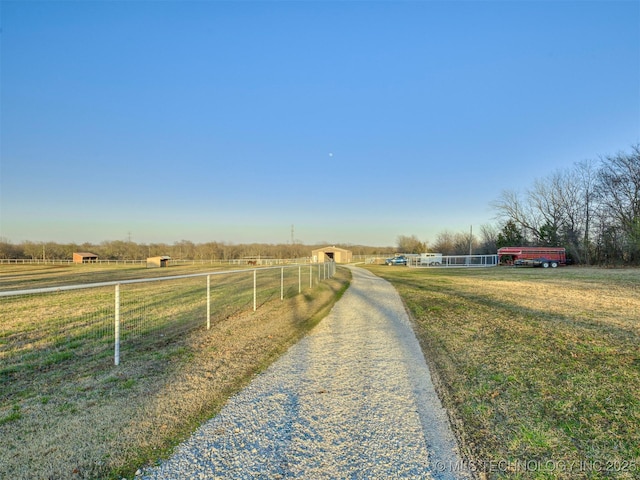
<box><xmin>2</xmin><ymin>263</ymin><xmax>638</xmax><ymax>479</ymax></box>
<box><xmin>368</xmin><ymin>265</ymin><xmax>640</xmax><ymax>479</ymax></box>
<box><xmin>0</xmin><ymin>262</ymin><xmax>261</xmax><ymax>291</ymax></box>
<box><xmin>0</xmin><ymin>263</ymin><xmax>350</xmax><ymax>479</ymax></box>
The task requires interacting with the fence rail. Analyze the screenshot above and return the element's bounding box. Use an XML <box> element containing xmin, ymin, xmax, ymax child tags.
<box><xmin>0</xmin><ymin>263</ymin><xmax>336</xmax><ymax>370</ymax></box>
<box><xmin>0</xmin><ymin>257</ymin><xmax>313</xmax><ymax>265</ymax></box>
<box><xmin>407</xmin><ymin>254</ymin><xmax>499</xmax><ymax>267</ymax></box>
<box><xmin>361</xmin><ymin>254</ymin><xmax>499</xmax><ymax>267</ymax></box>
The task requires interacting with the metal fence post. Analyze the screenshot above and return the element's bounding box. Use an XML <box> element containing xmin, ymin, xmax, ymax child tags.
<box><xmin>253</xmin><ymin>269</ymin><xmax>257</xmax><ymax>311</ymax></box>
<box><xmin>114</xmin><ymin>284</ymin><xmax>120</xmax><ymax>366</ymax></box>
<box><xmin>280</xmin><ymin>267</ymin><xmax>284</xmax><ymax>301</ymax></box>
<box><xmin>298</xmin><ymin>265</ymin><xmax>301</xmax><ymax>294</ymax></box>
<box><xmin>309</xmin><ymin>264</ymin><xmax>313</xmax><ymax>288</ymax></box>
<box><xmin>207</xmin><ymin>274</ymin><xmax>211</xmax><ymax>330</ymax></box>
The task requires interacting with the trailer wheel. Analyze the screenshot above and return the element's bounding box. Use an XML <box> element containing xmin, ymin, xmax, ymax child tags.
<box><xmin>541</xmin><ymin>262</ymin><xmax>550</xmax><ymax>268</ymax></box>
<box><xmin>551</xmin><ymin>261</ymin><xmax>558</xmax><ymax>268</ymax></box>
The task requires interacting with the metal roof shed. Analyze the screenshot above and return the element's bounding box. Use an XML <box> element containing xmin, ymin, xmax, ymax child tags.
<box><xmin>73</xmin><ymin>252</ymin><xmax>98</xmax><ymax>264</ymax></box>
<box><xmin>311</xmin><ymin>246</ymin><xmax>352</xmax><ymax>264</ymax></box>
<box><xmin>147</xmin><ymin>256</ymin><xmax>171</xmax><ymax>268</ymax></box>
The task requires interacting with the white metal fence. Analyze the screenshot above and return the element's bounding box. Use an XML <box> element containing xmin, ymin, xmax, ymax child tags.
<box><xmin>407</xmin><ymin>254</ymin><xmax>499</xmax><ymax>267</ymax></box>
<box><xmin>0</xmin><ymin>263</ymin><xmax>336</xmax><ymax>371</ymax></box>
<box><xmin>359</xmin><ymin>254</ymin><xmax>499</xmax><ymax>267</ymax></box>
<box><xmin>0</xmin><ymin>257</ymin><xmax>313</xmax><ymax>266</ymax></box>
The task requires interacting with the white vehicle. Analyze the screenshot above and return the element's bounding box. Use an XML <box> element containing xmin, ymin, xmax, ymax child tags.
<box><xmin>419</xmin><ymin>253</ymin><xmax>443</xmax><ymax>266</ymax></box>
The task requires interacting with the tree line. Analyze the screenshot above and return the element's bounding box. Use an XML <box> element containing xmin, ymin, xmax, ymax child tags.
<box><xmin>491</xmin><ymin>144</ymin><xmax>639</xmax><ymax>265</ymax></box>
<box><xmin>0</xmin><ymin>238</ymin><xmax>393</xmax><ymax>262</ymax></box>
<box><xmin>399</xmin><ymin>144</ymin><xmax>639</xmax><ymax>266</ymax></box>
<box><xmin>2</xmin><ymin>145</ymin><xmax>638</xmax><ymax>266</ymax></box>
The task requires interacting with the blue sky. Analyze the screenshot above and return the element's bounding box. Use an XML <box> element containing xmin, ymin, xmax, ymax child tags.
<box><xmin>1</xmin><ymin>0</ymin><xmax>638</xmax><ymax>247</ymax></box>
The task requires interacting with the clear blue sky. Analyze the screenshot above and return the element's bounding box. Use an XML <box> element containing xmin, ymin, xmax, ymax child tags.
<box><xmin>1</xmin><ymin>0</ymin><xmax>638</xmax><ymax>247</ymax></box>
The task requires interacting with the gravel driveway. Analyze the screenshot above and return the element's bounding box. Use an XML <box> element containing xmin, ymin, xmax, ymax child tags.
<box><xmin>139</xmin><ymin>266</ymin><xmax>471</xmax><ymax>479</ymax></box>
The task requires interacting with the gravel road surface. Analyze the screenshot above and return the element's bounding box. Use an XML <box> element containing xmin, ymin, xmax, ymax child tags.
<box><xmin>139</xmin><ymin>266</ymin><xmax>471</xmax><ymax>479</ymax></box>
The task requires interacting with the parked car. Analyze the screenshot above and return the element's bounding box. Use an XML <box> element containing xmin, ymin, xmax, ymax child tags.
<box><xmin>385</xmin><ymin>255</ymin><xmax>407</xmax><ymax>266</ymax></box>
<box><xmin>514</xmin><ymin>257</ymin><xmax>559</xmax><ymax>268</ymax></box>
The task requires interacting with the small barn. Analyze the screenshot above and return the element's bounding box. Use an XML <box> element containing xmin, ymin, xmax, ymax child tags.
<box><xmin>147</xmin><ymin>256</ymin><xmax>171</xmax><ymax>268</ymax></box>
<box><xmin>311</xmin><ymin>246</ymin><xmax>352</xmax><ymax>264</ymax></box>
<box><xmin>73</xmin><ymin>252</ymin><xmax>98</xmax><ymax>264</ymax></box>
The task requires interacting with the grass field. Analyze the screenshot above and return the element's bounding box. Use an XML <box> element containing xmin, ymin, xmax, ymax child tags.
<box><xmin>2</xmin><ymin>263</ymin><xmax>638</xmax><ymax>479</ymax></box>
<box><xmin>0</xmin><ymin>263</ymin><xmax>350</xmax><ymax>480</ymax></box>
<box><xmin>0</xmin><ymin>262</ymin><xmax>264</xmax><ymax>291</ymax></box>
<box><xmin>367</xmin><ymin>265</ymin><xmax>640</xmax><ymax>479</ymax></box>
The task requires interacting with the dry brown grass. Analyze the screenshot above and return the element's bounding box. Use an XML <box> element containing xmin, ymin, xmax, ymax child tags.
<box><xmin>368</xmin><ymin>265</ymin><xmax>640</xmax><ymax>480</ymax></box>
<box><xmin>0</xmin><ymin>263</ymin><xmax>256</xmax><ymax>291</ymax></box>
<box><xmin>0</xmin><ymin>264</ymin><xmax>350</xmax><ymax>479</ymax></box>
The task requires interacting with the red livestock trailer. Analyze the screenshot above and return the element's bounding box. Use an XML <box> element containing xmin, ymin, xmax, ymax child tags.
<box><xmin>497</xmin><ymin>246</ymin><xmax>566</xmax><ymax>268</ymax></box>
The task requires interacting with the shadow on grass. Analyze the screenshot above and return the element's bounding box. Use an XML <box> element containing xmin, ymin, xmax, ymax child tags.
<box><xmin>366</xmin><ymin>265</ymin><xmax>640</xmax><ymax>480</ymax></box>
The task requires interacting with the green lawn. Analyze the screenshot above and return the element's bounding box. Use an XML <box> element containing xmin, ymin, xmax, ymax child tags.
<box><xmin>367</xmin><ymin>265</ymin><xmax>639</xmax><ymax>479</ymax></box>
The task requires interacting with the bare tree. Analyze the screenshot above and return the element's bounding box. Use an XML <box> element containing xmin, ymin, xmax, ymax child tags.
<box><xmin>598</xmin><ymin>146</ymin><xmax>640</xmax><ymax>232</ymax></box>
<box><xmin>430</xmin><ymin>231</ymin><xmax>456</xmax><ymax>255</ymax></box>
<box><xmin>0</xmin><ymin>239</ymin><xmax>22</xmax><ymax>259</ymax></box>
<box><xmin>492</xmin><ymin>144</ymin><xmax>639</xmax><ymax>264</ymax></box>
<box><xmin>565</xmin><ymin>159</ymin><xmax>599</xmax><ymax>264</ymax></box>
<box><xmin>396</xmin><ymin>235</ymin><xmax>426</xmax><ymax>254</ymax></box>
<box><xmin>495</xmin><ymin>165</ymin><xmax>596</xmax><ymax>256</ymax></box>
<box><xmin>452</xmin><ymin>231</ymin><xmax>475</xmax><ymax>255</ymax></box>
<box><xmin>478</xmin><ymin>224</ymin><xmax>499</xmax><ymax>253</ymax></box>
<box><xmin>491</xmin><ymin>189</ymin><xmax>538</xmax><ymax>242</ymax></box>
<box><xmin>596</xmin><ymin>145</ymin><xmax>640</xmax><ymax>263</ymax></box>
